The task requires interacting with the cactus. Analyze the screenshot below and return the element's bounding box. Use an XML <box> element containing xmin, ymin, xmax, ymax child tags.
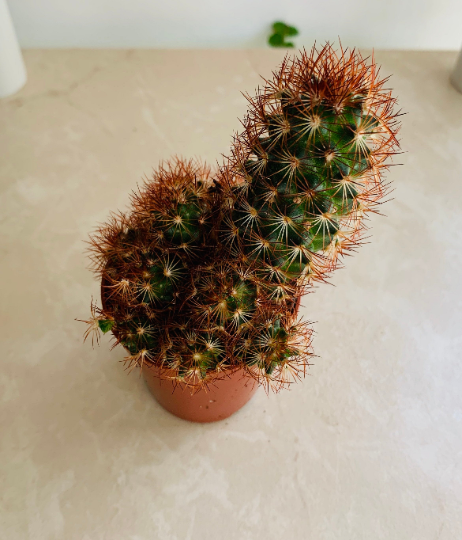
<box><xmin>220</xmin><ymin>44</ymin><xmax>400</xmax><ymax>301</ymax></box>
<box><xmin>80</xmin><ymin>44</ymin><xmax>400</xmax><ymax>391</ymax></box>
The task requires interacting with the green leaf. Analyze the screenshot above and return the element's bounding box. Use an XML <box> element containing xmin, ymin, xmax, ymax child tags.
<box><xmin>269</xmin><ymin>33</ymin><xmax>284</xmax><ymax>47</ymax></box>
<box><xmin>272</xmin><ymin>21</ymin><xmax>299</xmax><ymax>37</ymax></box>
<box><xmin>272</xmin><ymin>21</ymin><xmax>288</xmax><ymax>34</ymax></box>
<box><xmin>284</xmin><ymin>25</ymin><xmax>299</xmax><ymax>37</ymax></box>
<box><xmin>98</xmin><ymin>319</ymin><xmax>115</xmax><ymax>334</ymax></box>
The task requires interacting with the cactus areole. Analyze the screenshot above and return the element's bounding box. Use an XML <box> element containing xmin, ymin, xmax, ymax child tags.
<box><xmin>80</xmin><ymin>44</ymin><xmax>401</xmax><ymax>413</ymax></box>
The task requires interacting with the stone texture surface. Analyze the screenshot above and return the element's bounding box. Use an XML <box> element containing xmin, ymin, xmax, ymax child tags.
<box><xmin>1</xmin><ymin>50</ymin><xmax>462</xmax><ymax>539</ymax></box>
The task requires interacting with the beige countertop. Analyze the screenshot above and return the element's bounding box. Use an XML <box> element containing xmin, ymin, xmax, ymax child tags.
<box><xmin>1</xmin><ymin>49</ymin><xmax>462</xmax><ymax>539</ymax></box>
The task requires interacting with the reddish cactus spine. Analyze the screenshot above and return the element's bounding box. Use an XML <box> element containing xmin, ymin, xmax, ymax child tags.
<box><xmin>80</xmin><ymin>44</ymin><xmax>401</xmax><ymax>391</ymax></box>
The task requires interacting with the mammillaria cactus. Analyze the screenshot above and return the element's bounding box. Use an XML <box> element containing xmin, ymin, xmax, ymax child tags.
<box><xmin>81</xmin><ymin>44</ymin><xmax>400</xmax><ymax>392</ymax></box>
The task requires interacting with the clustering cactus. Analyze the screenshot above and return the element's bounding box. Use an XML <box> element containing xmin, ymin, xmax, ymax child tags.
<box><xmin>81</xmin><ymin>44</ymin><xmax>400</xmax><ymax>391</ymax></box>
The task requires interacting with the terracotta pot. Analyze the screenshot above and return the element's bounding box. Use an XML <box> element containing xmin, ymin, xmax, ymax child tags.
<box><xmin>142</xmin><ymin>366</ymin><xmax>258</xmax><ymax>423</ymax></box>
<box><xmin>102</xmin><ymin>282</ymin><xmax>301</xmax><ymax>423</ymax></box>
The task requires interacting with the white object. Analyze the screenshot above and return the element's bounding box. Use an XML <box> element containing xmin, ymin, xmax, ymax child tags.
<box><xmin>0</xmin><ymin>0</ymin><xmax>26</xmax><ymax>98</ymax></box>
<box><xmin>451</xmin><ymin>47</ymin><xmax>462</xmax><ymax>94</ymax></box>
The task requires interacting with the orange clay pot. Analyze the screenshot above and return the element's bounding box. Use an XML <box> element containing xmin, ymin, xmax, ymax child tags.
<box><xmin>102</xmin><ymin>283</ymin><xmax>301</xmax><ymax>423</ymax></box>
<box><xmin>142</xmin><ymin>367</ymin><xmax>258</xmax><ymax>423</ymax></box>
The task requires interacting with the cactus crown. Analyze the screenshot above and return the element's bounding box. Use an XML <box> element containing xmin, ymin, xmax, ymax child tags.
<box><xmin>80</xmin><ymin>44</ymin><xmax>400</xmax><ymax>391</ymax></box>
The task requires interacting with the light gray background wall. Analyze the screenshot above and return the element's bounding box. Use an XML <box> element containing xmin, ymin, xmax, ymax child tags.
<box><xmin>7</xmin><ymin>0</ymin><xmax>462</xmax><ymax>49</ymax></box>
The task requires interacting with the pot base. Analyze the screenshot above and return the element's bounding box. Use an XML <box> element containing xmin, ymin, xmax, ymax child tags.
<box><xmin>142</xmin><ymin>367</ymin><xmax>259</xmax><ymax>423</ymax></box>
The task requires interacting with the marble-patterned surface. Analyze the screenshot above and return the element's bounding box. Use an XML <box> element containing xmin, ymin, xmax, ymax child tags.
<box><xmin>1</xmin><ymin>50</ymin><xmax>462</xmax><ymax>539</ymax></box>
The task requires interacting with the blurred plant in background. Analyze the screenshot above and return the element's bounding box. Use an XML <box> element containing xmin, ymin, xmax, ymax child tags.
<box><xmin>268</xmin><ymin>21</ymin><xmax>299</xmax><ymax>48</ymax></box>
